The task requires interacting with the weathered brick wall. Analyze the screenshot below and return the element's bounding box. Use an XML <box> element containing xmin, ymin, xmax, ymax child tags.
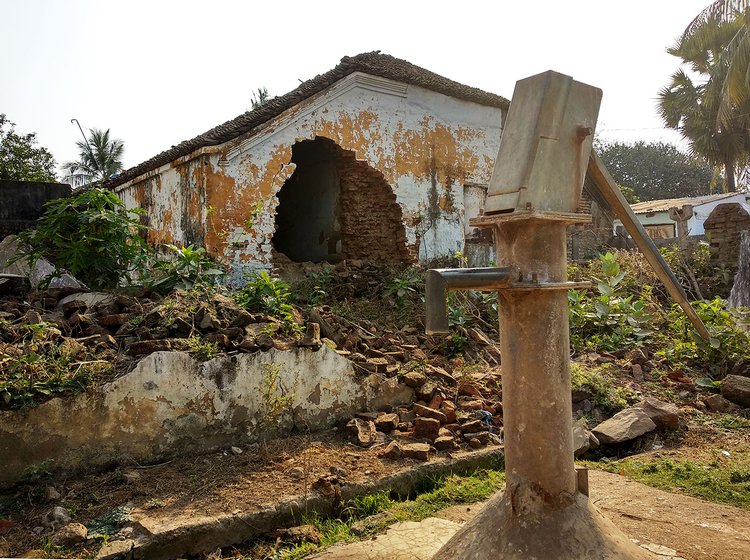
<box><xmin>568</xmin><ymin>189</ymin><xmax>611</xmax><ymax>260</ymax></box>
<box><xmin>334</xmin><ymin>142</ymin><xmax>412</xmax><ymax>263</ymax></box>
<box><xmin>704</xmin><ymin>203</ymin><xmax>750</xmax><ymax>266</ymax></box>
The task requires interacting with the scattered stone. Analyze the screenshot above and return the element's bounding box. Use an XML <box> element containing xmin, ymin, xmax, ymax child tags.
<box><xmin>374</xmin><ymin>413</ymin><xmax>399</xmax><ymax>433</ymax></box>
<box><xmin>459</xmin><ymin>399</ymin><xmax>484</xmax><ymax>411</ymax></box>
<box><xmin>379</xmin><ymin>440</ymin><xmax>402</xmax><ymax>459</ymax></box>
<box><xmin>415</xmin><ymin>381</ymin><xmax>436</xmax><ymax>401</ymax></box>
<box><xmin>433</xmin><ymin>436</ymin><xmax>456</xmax><ymax>451</ymax></box>
<box><xmin>626</xmin><ymin>348</ymin><xmax>648</xmax><ymax>365</ymax></box>
<box><xmin>634</xmin><ymin>397</ymin><xmax>682</xmax><ymax>430</ymax></box>
<box><xmin>413</xmin><ymin>417</ymin><xmax>441</xmax><ymax>441</ymax></box>
<box><xmin>299</xmin><ymin>322</ymin><xmax>322</xmax><ymax>348</ymax></box>
<box><xmin>459</xmin><ymin>420</ymin><xmax>484</xmax><ymax>434</ymax></box>
<box><xmin>573</xmin><ymin>424</ymin><xmax>591</xmax><ymax>457</ymax></box>
<box><xmin>458</xmin><ymin>382</ymin><xmax>483</xmax><ymax>398</ymax></box>
<box><xmin>51</xmin><ymin>522</ymin><xmax>88</xmax><ymax>546</ymax></box>
<box><xmin>401</xmin><ymin>443</ymin><xmax>430</xmax><ymax>461</ymax></box>
<box><xmin>230</xmin><ymin>446</ymin><xmax>243</xmax><ymax>455</ymax></box>
<box><xmin>463</xmin><ymin>431</ymin><xmax>490</xmax><ymax>445</ymax></box>
<box><xmin>592</xmin><ymin>408</ymin><xmax>657</xmax><ymax>444</ymax></box>
<box><xmin>95</xmin><ymin>538</ymin><xmax>135</xmax><ymax>560</ymax></box>
<box><xmin>364</xmin><ymin>357</ymin><xmax>389</xmax><ymax>373</ymax></box>
<box><xmin>413</xmin><ymin>403</ymin><xmax>447</xmax><ymax>424</ymax></box>
<box><xmin>721</xmin><ymin>375</ymin><xmax>750</xmax><ymax>407</ymax></box>
<box><xmin>0</xmin><ymin>273</ymin><xmax>30</xmax><ymax>296</ymax></box>
<box><xmin>42</xmin><ymin>506</ymin><xmax>71</xmax><ymax>531</ymax></box>
<box><xmin>44</xmin><ymin>486</ymin><xmax>62</xmax><ymax>501</ymax></box>
<box><xmin>440</xmin><ymin>401</ymin><xmax>458</xmax><ymax>423</ymax></box>
<box><xmin>703</xmin><ymin>393</ymin><xmax>740</xmax><ymax>413</ymax></box>
<box><xmin>631</xmin><ymin>363</ymin><xmax>644</xmax><ymax>382</ymax></box>
<box><xmin>346</xmin><ymin>418</ymin><xmax>377</xmax><ymax>447</ymax></box>
<box><xmin>426</xmin><ymin>364</ymin><xmax>457</xmax><ymax>385</ymax></box>
<box><xmin>468</xmin><ymin>438</ymin><xmax>483</xmax><ymax>449</ymax></box>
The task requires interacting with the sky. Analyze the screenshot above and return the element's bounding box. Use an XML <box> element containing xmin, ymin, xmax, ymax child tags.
<box><xmin>0</xmin><ymin>0</ymin><xmax>712</xmax><ymax>177</ymax></box>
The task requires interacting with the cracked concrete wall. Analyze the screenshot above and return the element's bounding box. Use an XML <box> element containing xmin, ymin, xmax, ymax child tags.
<box><xmin>115</xmin><ymin>72</ymin><xmax>504</xmax><ymax>278</ymax></box>
<box><xmin>0</xmin><ymin>346</ymin><xmax>412</xmax><ymax>488</ymax></box>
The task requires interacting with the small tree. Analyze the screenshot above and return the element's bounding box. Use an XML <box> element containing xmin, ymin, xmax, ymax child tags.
<box><xmin>0</xmin><ymin>114</ymin><xmax>56</xmax><ymax>182</ymax></box>
<box><xmin>16</xmin><ymin>188</ymin><xmax>149</xmax><ymax>288</ymax></box>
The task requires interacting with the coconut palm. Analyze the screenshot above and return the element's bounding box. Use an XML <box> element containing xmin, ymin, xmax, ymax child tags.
<box><xmin>62</xmin><ymin>128</ymin><xmax>125</xmax><ymax>187</ymax></box>
<box><xmin>659</xmin><ymin>14</ymin><xmax>750</xmax><ymax>191</ymax></box>
<box><xmin>684</xmin><ymin>1</ymin><xmax>750</xmax><ymax>122</ymax></box>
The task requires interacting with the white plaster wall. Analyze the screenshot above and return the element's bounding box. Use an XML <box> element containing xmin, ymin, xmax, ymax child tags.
<box><xmin>116</xmin><ymin>72</ymin><xmax>504</xmax><ymax>275</ymax></box>
<box><xmin>0</xmin><ymin>347</ymin><xmax>413</xmax><ymax>488</ymax></box>
<box><xmin>688</xmin><ymin>195</ymin><xmax>748</xmax><ymax>235</ymax></box>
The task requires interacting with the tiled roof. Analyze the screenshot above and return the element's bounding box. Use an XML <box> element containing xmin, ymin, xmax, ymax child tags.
<box><xmin>629</xmin><ymin>192</ymin><xmax>741</xmax><ymax>214</ymax></box>
<box><xmin>106</xmin><ymin>52</ymin><xmax>509</xmax><ymax>188</ymax></box>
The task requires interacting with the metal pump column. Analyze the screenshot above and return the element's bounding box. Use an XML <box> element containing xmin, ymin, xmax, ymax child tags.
<box><xmin>428</xmin><ymin>71</ymin><xmax>655</xmax><ymax>559</ymax></box>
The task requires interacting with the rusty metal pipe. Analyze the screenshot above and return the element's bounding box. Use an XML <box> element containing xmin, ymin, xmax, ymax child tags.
<box><xmin>425</xmin><ymin>267</ymin><xmax>516</xmax><ymax>335</ymax></box>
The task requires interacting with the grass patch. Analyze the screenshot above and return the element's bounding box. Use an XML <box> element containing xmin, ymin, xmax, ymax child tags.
<box><xmin>595</xmin><ymin>453</ymin><xmax>750</xmax><ymax>509</ymax></box>
<box><xmin>245</xmin><ymin>468</ymin><xmax>506</xmax><ymax>559</ymax></box>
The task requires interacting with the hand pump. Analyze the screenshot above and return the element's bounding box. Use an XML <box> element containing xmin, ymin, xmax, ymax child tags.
<box><xmin>426</xmin><ymin>70</ymin><xmax>707</xmax><ymax>559</ymax></box>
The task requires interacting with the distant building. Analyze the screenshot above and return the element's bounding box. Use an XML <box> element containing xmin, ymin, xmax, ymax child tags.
<box><xmin>613</xmin><ymin>192</ymin><xmax>749</xmax><ymax>241</ymax></box>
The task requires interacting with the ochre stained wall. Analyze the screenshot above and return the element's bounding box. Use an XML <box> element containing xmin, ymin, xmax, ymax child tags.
<box><xmin>116</xmin><ymin>73</ymin><xmax>504</xmax><ymax>278</ymax></box>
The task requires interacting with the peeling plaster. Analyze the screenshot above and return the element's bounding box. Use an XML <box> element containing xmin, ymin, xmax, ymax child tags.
<box><xmin>0</xmin><ymin>347</ymin><xmax>413</xmax><ymax>488</ymax></box>
<box><xmin>116</xmin><ymin>74</ymin><xmax>504</xmax><ymax>276</ymax></box>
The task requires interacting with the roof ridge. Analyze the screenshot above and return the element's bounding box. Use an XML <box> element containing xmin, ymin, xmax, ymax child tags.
<box><xmin>106</xmin><ymin>51</ymin><xmax>509</xmax><ymax>188</ymax></box>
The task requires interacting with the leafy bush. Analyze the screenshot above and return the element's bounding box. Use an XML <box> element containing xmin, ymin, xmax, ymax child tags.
<box><xmin>148</xmin><ymin>244</ymin><xmax>225</xmax><ymax>292</ymax></box>
<box><xmin>656</xmin><ymin>297</ymin><xmax>750</xmax><ymax>377</ymax></box>
<box><xmin>0</xmin><ymin>322</ymin><xmax>111</xmax><ymax>408</ymax></box>
<box><xmin>569</xmin><ymin>253</ymin><xmax>658</xmax><ymax>352</ymax></box>
<box><xmin>15</xmin><ymin>187</ymin><xmax>149</xmax><ymax>288</ymax></box>
<box><xmin>235</xmin><ymin>271</ymin><xmax>300</xmax><ymax>332</ymax></box>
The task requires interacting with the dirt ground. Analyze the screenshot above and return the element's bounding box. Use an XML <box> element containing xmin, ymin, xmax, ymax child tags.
<box><xmin>1</xmin><ymin>419</ymin><xmax>748</xmax><ymax>559</ymax></box>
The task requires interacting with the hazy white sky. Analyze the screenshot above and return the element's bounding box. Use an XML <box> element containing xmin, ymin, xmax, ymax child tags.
<box><xmin>0</xmin><ymin>0</ymin><xmax>710</xmax><ymax>176</ymax></box>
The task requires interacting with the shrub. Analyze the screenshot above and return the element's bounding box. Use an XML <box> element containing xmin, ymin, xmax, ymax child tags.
<box><xmin>15</xmin><ymin>187</ymin><xmax>149</xmax><ymax>288</ymax></box>
<box><xmin>148</xmin><ymin>244</ymin><xmax>225</xmax><ymax>292</ymax></box>
<box><xmin>235</xmin><ymin>271</ymin><xmax>300</xmax><ymax>333</ymax></box>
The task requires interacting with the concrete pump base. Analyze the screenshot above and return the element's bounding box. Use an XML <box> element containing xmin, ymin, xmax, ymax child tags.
<box><xmin>432</xmin><ymin>490</ymin><xmax>654</xmax><ymax>560</ymax></box>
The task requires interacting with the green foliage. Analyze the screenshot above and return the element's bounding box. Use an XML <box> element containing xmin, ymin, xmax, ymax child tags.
<box><xmin>596</xmin><ymin>140</ymin><xmax>714</xmax><ymax>201</ymax></box>
<box><xmin>598</xmin><ymin>457</ymin><xmax>750</xmax><ymax>509</ymax></box>
<box><xmin>250</xmin><ymin>87</ymin><xmax>270</xmax><ymax>109</ymax></box>
<box><xmin>85</xmin><ymin>506</ymin><xmax>131</xmax><ymax>537</ymax></box>
<box><xmin>568</xmin><ymin>253</ymin><xmax>657</xmax><ymax>352</ymax></box>
<box><xmin>236</xmin><ymin>271</ymin><xmax>301</xmax><ymax>333</ymax></box>
<box><xmin>185</xmin><ymin>335</ymin><xmax>218</xmax><ymax>362</ymax></box>
<box><xmin>257</xmin><ymin>362</ymin><xmax>294</xmax><ymax>432</ymax></box>
<box><xmin>148</xmin><ymin>244</ymin><xmax>225</xmax><ymax>292</ymax></box>
<box><xmin>0</xmin><ymin>114</ymin><xmax>56</xmax><ymax>181</ymax></box>
<box><xmin>0</xmin><ymin>322</ymin><xmax>111</xmax><ymax>409</ymax></box>
<box><xmin>656</xmin><ymin>297</ymin><xmax>750</xmax><ymax>377</ymax></box>
<box><xmin>15</xmin><ymin>187</ymin><xmax>149</xmax><ymax>289</ymax></box>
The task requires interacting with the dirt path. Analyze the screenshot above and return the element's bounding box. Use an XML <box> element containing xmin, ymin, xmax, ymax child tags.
<box><xmin>433</xmin><ymin>470</ymin><xmax>750</xmax><ymax>560</ymax></box>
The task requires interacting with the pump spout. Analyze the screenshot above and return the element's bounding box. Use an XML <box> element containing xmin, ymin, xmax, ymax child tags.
<box><xmin>425</xmin><ymin>267</ymin><xmax>516</xmax><ymax>334</ymax></box>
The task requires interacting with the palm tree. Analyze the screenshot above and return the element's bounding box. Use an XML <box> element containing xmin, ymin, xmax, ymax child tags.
<box><xmin>658</xmin><ymin>14</ymin><xmax>750</xmax><ymax>191</ymax></box>
<box><xmin>63</xmin><ymin>128</ymin><xmax>125</xmax><ymax>187</ymax></box>
<box><xmin>684</xmin><ymin>1</ymin><xmax>750</xmax><ymax>122</ymax></box>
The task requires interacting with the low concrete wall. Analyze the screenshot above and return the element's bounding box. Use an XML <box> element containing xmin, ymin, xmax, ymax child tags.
<box><xmin>0</xmin><ymin>347</ymin><xmax>412</xmax><ymax>488</ymax></box>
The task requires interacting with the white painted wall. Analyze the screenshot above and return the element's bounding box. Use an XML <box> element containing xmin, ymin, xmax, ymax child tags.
<box><xmin>116</xmin><ymin>73</ymin><xmax>504</xmax><ymax>277</ymax></box>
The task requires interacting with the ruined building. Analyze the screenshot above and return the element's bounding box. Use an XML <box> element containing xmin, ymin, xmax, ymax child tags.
<box><xmin>106</xmin><ymin>53</ymin><xmax>509</xmax><ymax>277</ymax></box>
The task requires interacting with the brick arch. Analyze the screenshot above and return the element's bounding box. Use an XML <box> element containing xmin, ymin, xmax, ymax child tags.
<box><xmin>272</xmin><ymin>136</ymin><xmax>412</xmax><ymax>264</ymax></box>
